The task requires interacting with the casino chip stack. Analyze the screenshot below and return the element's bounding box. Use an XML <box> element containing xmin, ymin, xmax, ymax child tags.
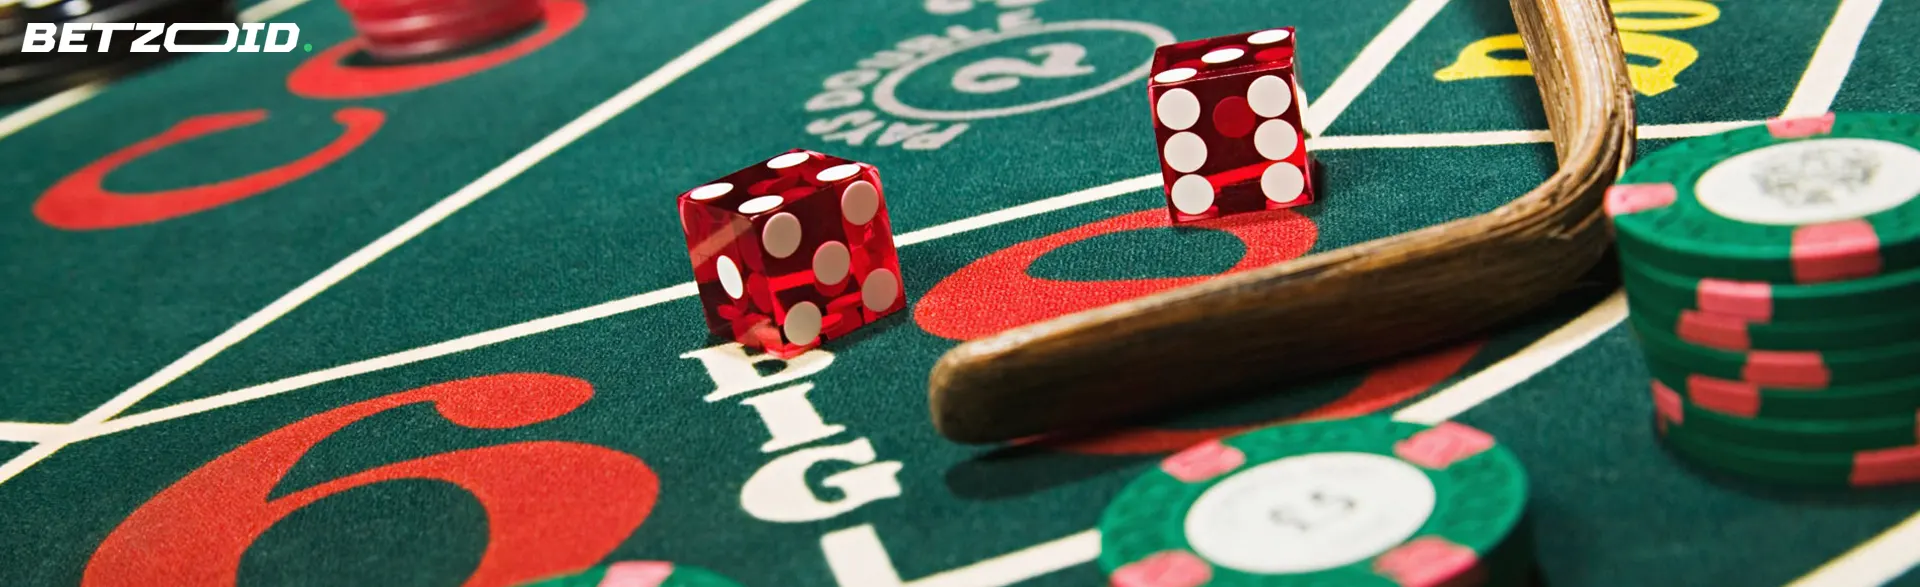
<box><xmin>1100</xmin><ymin>416</ymin><xmax>1536</xmax><ymax>587</ymax></box>
<box><xmin>338</xmin><ymin>0</ymin><xmax>543</xmax><ymax>61</ymax></box>
<box><xmin>1</xmin><ymin>0</ymin><xmax>236</xmax><ymax>104</ymax></box>
<box><xmin>514</xmin><ymin>561</ymin><xmax>745</xmax><ymax>587</ymax></box>
<box><xmin>1607</xmin><ymin>112</ymin><xmax>1920</xmax><ymax>488</ymax></box>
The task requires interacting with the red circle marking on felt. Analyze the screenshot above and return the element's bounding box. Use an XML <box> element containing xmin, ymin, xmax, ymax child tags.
<box><xmin>1212</xmin><ymin>96</ymin><xmax>1255</xmax><ymax>138</ymax></box>
<box><xmin>288</xmin><ymin>0</ymin><xmax>584</xmax><ymax>100</ymax></box>
<box><xmin>34</xmin><ymin>108</ymin><xmax>385</xmax><ymax>231</ymax></box>
<box><xmin>1036</xmin><ymin>342</ymin><xmax>1484</xmax><ymax>455</ymax></box>
<box><xmin>83</xmin><ymin>373</ymin><xmax>656</xmax><ymax>587</ymax></box>
<box><xmin>913</xmin><ymin>208</ymin><xmax>1316</xmax><ymax>341</ymax></box>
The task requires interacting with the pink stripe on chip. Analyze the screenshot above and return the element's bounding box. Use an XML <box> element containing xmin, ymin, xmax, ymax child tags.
<box><xmin>1110</xmin><ymin>551</ymin><xmax>1212</xmax><ymax>587</ymax></box>
<box><xmin>1373</xmin><ymin>537</ymin><xmax>1481</xmax><ymax>587</ymax></box>
<box><xmin>1793</xmin><ymin>221</ymin><xmax>1884</xmax><ymax>283</ymax></box>
<box><xmin>1767</xmin><ymin>113</ymin><xmax>1836</xmax><ymax>138</ymax></box>
<box><xmin>1651</xmin><ymin>381</ymin><xmax>1684</xmax><ymax>425</ymax></box>
<box><xmin>1676</xmin><ymin>310</ymin><xmax>1752</xmax><ymax>350</ymax></box>
<box><xmin>1687</xmin><ymin>375</ymin><xmax>1760</xmax><ymax>417</ymax></box>
<box><xmin>1852</xmin><ymin>445</ymin><xmax>1920</xmax><ymax>487</ymax></box>
<box><xmin>1395</xmin><ymin>422</ymin><xmax>1494</xmax><ymax>470</ymax></box>
<box><xmin>1604</xmin><ymin>183</ymin><xmax>1677</xmax><ymax>217</ymax></box>
<box><xmin>1743</xmin><ymin>352</ymin><xmax>1831</xmax><ymax>389</ymax></box>
<box><xmin>1160</xmin><ymin>439</ymin><xmax>1245</xmax><ymax>483</ymax></box>
<box><xmin>1696</xmin><ymin>280</ymin><xmax>1773</xmax><ymax>321</ymax></box>
<box><xmin>600</xmin><ymin>561</ymin><xmax>674</xmax><ymax>587</ymax></box>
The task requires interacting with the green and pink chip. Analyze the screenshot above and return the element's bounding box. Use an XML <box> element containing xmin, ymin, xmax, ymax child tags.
<box><xmin>1098</xmin><ymin>416</ymin><xmax>1533</xmax><ymax>587</ymax></box>
<box><xmin>515</xmin><ymin>561</ymin><xmax>745</xmax><ymax>587</ymax></box>
<box><xmin>1607</xmin><ymin>112</ymin><xmax>1920</xmax><ymax>284</ymax></box>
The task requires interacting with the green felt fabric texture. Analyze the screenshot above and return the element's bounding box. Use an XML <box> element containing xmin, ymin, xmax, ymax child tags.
<box><xmin>3</xmin><ymin>0</ymin><xmax>1919</xmax><ymax>586</ymax></box>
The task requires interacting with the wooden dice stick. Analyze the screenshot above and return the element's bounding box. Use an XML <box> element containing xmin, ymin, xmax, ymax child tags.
<box><xmin>926</xmin><ymin>0</ymin><xmax>1638</xmax><ymax>444</ymax></box>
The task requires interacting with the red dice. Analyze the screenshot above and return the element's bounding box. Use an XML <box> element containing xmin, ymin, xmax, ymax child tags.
<box><xmin>678</xmin><ymin>150</ymin><xmax>906</xmax><ymax>358</ymax></box>
<box><xmin>1148</xmin><ymin>27</ymin><xmax>1314</xmax><ymax>223</ymax></box>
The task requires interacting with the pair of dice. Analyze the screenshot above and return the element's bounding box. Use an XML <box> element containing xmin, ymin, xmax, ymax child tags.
<box><xmin>677</xmin><ymin>28</ymin><xmax>1314</xmax><ymax>357</ymax></box>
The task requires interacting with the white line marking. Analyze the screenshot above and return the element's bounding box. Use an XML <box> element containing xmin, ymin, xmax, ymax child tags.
<box><xmin>1396</xmin><ymin>291</ymin><xmax>1626</xmax><ymax>424</ymax></box>
<box><xmin>0</xmin><ymin>442</ymin><xmax>63</xmax><ymax>487</ymax></box>
<box><xmin>1302</xmin><ymin>0</ymin><xmax>1452</xmax><ymax>135</ymax></box>
<box><xmin>1781</xmin><ymin>0</ymin><xmax>1882</xmax><ymax>118</ymax></box>
<box><xmin>238</xmin><ymin>0</ymin><xmax>318</xmax><ymax>22</ymax></box>
<box><xmin>0</xmin><ymin>0</ymin><xmax>321</xmax><ymax>143</ymax></box>
<box><xmin>0</xmin><ymin>0</ymin><xmax>813</xmax><ymax>487</ymax></box>
<box><xmin>0</xmin><ymin>84</ymin><xmax>102</xmax><ymax>141</ymax></box>
<box><xmin>1640</xmin><ymin>120</ymin><xmax>1763</xmax><ymax>140</ymax></box>
<box><xmin>824</xmin><ymin>525</ymin><xmax>1099</xmax><ymax>587</ymax></box>
<box><xmin>12</xmin><ymin>117</ymin><xmax>1751</xmax><ymax>447</ymax></box>
<box><xmin>0</xmin><ymin>423</ymin><xmax>67</xmax><ymax>444</ymax></box>
<box><xmin>1788</xmin><ymin>512</ymin><xmax>1920</xmax><ymax>587</ymax></box>
<box><xmin>896</xmin><ymin>176</ymin><xmax>1160</xmax><ymax>246</ymax></box>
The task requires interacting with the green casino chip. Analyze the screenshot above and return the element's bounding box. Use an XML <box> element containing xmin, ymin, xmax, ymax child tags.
<box><xmin>1619</xmin><ymin>253</ymin><xmax>1920</xmax><ymax>322</ymax></box>
<box><xmin>1657</xmin><ymin>417</ymin><xmax>1920</xmax><ymax>487</ymax></box>
<box><xmin>515</xmin><ymin>562</ymin><xmax>745</xmax><ymax>587</ymax></box>
<box><xmin>1631</xmin><ymin>317</ymin><xmax>1920</xmax><ymax>388</ymax></box>
<box><xmin>1645</xmin><ymin>357</ymin><xmax>1920</xmax><ymax>419</ymax></box>
<box><xmin>1099</xmin><ymin>416</ymin><xmax>1532</xmax><ymax>587</ymax></box>
<box><xmin>1654</xmin><ymin>385</ymin><xmax>1919</xmax><ymax>452</ymax></box>
<box><xmin>1608</xmin><ymin>112</ymin><xmax>1920</xmax><ymax>283</ymax></box>
<box><xmin>1627</xmin><ymin>296</ymin><xmax>1920</xmax><ymax>352</ymax></box>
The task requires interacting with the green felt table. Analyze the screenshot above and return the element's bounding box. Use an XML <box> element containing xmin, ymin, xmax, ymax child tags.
<box><xmin>3</xmin><ymin>0</ymin><xmax>1920</xmax><ymax>585</ymax></box>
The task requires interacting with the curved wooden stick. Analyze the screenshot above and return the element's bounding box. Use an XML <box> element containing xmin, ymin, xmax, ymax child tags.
<box><xmin>927</xmin><ymin>0</ymin><xmax>1638</xmax><ymax>443</ymax></box>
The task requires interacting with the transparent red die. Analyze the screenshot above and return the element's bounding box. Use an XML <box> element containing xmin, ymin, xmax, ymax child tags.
<box><xmin>678</xmin><ymin>150</ymin><xmax>906</xmax><ymax>357</ymax></box>
<box><xmin>1148</xmin><ymin>27</ymin><xmax>1315</xmax><ymax>223</ymax></box>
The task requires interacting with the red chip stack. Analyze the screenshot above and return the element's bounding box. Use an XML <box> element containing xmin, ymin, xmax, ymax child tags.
<box><xmin>338</xmin><ymin>0</ymin><xmax>544</xmax><ymax>61</ymax></box>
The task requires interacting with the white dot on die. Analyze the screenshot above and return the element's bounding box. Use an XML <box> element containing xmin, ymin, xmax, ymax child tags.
<box><xmin>1255</xmin><ymin>120</ymin><xmax>1300</xmax><ymax>161</ymax></box>
<box><xmin>762</xmin><ymin>213</ymin><xmax>803</xmax><ymax>258</ymax></box>
<box><xmin>813</xmin><ymin>242</ymin><xmax>850</xmax><ymax>285</ymax></box>
<box><xmin>1248</xmin><ymin>76</ymin><xmax>1293</xmax><ymax>118</ymax></box>
<box><xmin>1202</xmin><ymin>48</ymin><xmax>1245</xmax><ymax>64</ymax></box>
<box><xmin>1154</xmin><ymin>68</ymin><xmax>1197</xmax><ymax>84</ymax></box>
<box><xmin>1164</xmin><ymin>132</ymin><xmax>1208</xmax><ymax>173</ymax></box>
<box><xmin>817</xmin><ymin>164</ymin><xmax>862</xmax><ymax>182</ymax></box>
<box><xmin>738</xmin><ymin>195</ymin><xmax>783</xmax><ymax>214</ymax></box>
<box><xmin>1156</xmin><ymin>89</ymin><xmax>1201</xmax><ymax>131</ymax></box>
<box><xmin>783</xmin><ymin>302</ymin><xmax>823</xmax><ymax>345</ymax></box>
<box><xmin>861</xmin><ymin>269</ymin><xmax>900</xmax><ymax>313</ymax></box>
<box><xmin>1263</xmin><ymin>162</ymin><xmax>1307</xmax><ymax>203</ymax></box>
<box><xmin>688</xmin><ymin>183</ymin><xmax>732</xmax><ymax>201</ymax></box>
<box><xmin>1171</xmin><ymin>175</ymin><xmax>1214</xmax><ymax>215</ymax></box>
<box><xmin>717</xmin><ymin>256</ymin><xmax>744</xmax><ymax>299</ymax></box>
<box><xmin>842</xmin><ymin>181</ymin><xmax>880</xmax><ymax>225</ymax></box>
<box><xmin>1248</xmin><ymin>29</ymin><xmax>1291</xmax><ymax>45</ymax></box>
<box><xmin>767</xmin><ymin>152</ymin><xmax>810</xmax><ymax>169</ymax></box>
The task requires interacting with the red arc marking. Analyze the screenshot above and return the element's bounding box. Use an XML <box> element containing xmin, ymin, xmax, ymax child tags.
<box><xmin>34</xmin><ymin>108</ymin><xmax>386</xmax><ymax>231</ymax></box>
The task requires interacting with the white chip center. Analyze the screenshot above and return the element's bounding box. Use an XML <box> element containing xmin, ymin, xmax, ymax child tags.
<box><xmin>1183</xmin><ymin>452</ymin><xmax>1436</xmax><ymax>574</ymax></box>
<box><xmin>1695</xmin><ymin>138</ymin><xmax>1920</xmax><ymax>226</ymax></box>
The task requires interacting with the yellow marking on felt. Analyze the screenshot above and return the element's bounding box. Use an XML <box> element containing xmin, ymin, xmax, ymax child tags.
<box><xmin>1435</xmin><ymin>0</ymin><xmax>1717</xmax><ymax>96</ymax></box>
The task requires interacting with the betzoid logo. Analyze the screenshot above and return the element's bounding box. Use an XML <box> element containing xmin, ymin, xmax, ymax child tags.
<box><xmin>20</xmin><ymin>22</ymin><xmax>301</xmax><ymax>53</ymax></box>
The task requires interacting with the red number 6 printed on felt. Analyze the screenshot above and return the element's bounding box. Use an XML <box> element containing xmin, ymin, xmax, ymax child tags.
<box><xmin>83</xmin><ymin>373</ymin><xmax>655</xmax><ymax>587</ymax></box>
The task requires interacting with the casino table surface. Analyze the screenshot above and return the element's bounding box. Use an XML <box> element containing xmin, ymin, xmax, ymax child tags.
<box><xmin>3</xmin><ymin>0</ymin><xmax>1920</xmax><ymax>585</ymax></box>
